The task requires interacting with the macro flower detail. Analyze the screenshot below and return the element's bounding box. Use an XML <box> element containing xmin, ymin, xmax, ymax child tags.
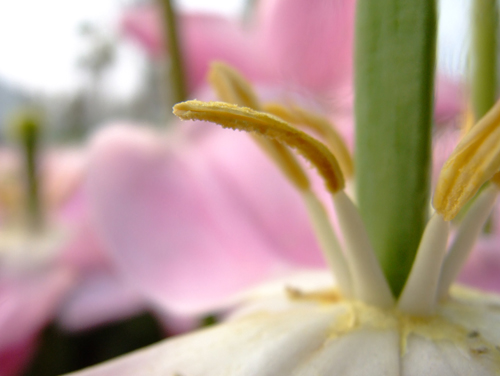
<box><xmin>65</xmin><ymin>63</ymin><xmax>500</xmax><ymax>374</ymax></box>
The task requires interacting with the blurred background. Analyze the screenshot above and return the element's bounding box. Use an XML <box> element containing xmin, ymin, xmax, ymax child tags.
<box><xmin>0</xmin><ymin>0</ymin><xmax>476</xmax><ymax>375</ymax></box>
<box><xmin>0</xmin><ymin>0</ymin><xmax>468</xmax><ymax>136</ymax></box>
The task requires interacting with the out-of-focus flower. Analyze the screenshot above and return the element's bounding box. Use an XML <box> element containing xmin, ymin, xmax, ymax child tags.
<box><xmin>122</xmin><ymin>9</ymin><xmax>272</xmax><ymax>93</ymax></box>
<box><xmin>121</xmin><ymin>0</ymin><xmax>354</xmax><ymax>97</ymax></box>
<box><xmin>0</xmin><ymin>140</ymin><xmax>146</xmax><ymax>375</ymax></box>
<box><xmin>121</xmin><ymin>0</ymin><xmax>463</xmax><ymax>127</ymax></box>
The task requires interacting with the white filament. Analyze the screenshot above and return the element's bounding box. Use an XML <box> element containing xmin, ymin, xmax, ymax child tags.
<box><xmin>333</xmin><ymin>191</ymin><xmax>394</xmax><ymax>308</ymax></box>
<box><xmin>302</xmin><ymin>191</ymin><xmax>352</xmax><ymax>297</ymax></box>
<box><xmin>398</xmin><ymin>214</ymin><xmax>449</xmax><ymax>316</ymax></box>
<box><xmin>437</xmin><ymin>184</ymin><xmax>499</xmax><ymax>299</ymax></box>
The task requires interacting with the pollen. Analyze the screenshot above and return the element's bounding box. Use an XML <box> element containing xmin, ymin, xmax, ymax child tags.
<box><xmin>173</xmin><ymin>100</ymin><xmax>345</xmax><ymax>193</ymax></box>
<box><xmin>434</xmin><ymin>99</ymin><xmax>500</xmax><ymax>220</ymax></box>
<box><xmin>208</xmin><ymin>62</ymin><xmax>260</xmax><ymax>109</ymax></box>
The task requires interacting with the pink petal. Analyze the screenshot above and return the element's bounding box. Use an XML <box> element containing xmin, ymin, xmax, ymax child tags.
<box><xmin>121</xmin><ymin>6</ymin><xmax>163</xmax><ymax>57</ymax></box>
<box><xmin>86</xmin><ymin>124</ymin><xmax>323</xmax><ymax>314</ymax></box>
<box><xmin>122</xmin><ymin>7</ymin><xmax>270</xmax><ymax>91</ymax></box>
<box><xmin>0</xmin><ymin>267</ymin><xmax>75</xmax><ymax>350</ymax></box>
<box><xmin>458</xmin><ymin>236</ymin><xmax>500</xmax><ymax>293</ymax></box>
<box><xmin>431</xmin><ymin>127</ymin><xmax>461</xmax><ymax>186</ymax></box>
<box><xmin>0</xmin><ymin>335</ymin><xmax>38</xmax><ymax>376</ymax></box>
<box><xmin>257</xmin><ymin>0</ymin><xmax>355</xmax><ymax>94</ymax></box>
<box><xmin>57</xmin><ymin>270</ymin><xmax>146</xmax><ymax>331</ymax></box>
<box><xmin>42</xmin><ymin>148</ymin><xmax>87</xmax><ymax>217</ymax></box>
<box><xmin>56</xmin><ymin>216</ymin><xmax>111</xmax><ymax>271</ymax></box>
<box><xmin>434</xmin><ymin>75</ymin><xmax>465</xmax><ymax>126</ymax></box>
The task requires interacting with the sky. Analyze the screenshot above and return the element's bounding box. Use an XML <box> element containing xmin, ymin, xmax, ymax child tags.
<box><xmin>0</xmin><ymin>0</ymin><xmax>470</xmax><ymax>97</ymax></box>
<box><xmin>0</xmin><ymin>0</ymin><xmax>246</xmax><ymax>97</ymax></box>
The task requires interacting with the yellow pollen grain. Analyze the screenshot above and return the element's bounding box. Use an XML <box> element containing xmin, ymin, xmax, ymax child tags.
<box><xmin>208</xmin><ymin>62</ymin><xmax>310</xmax><ymax>191</ymax></box>
<box><xmin>264</xmin><ymin>102</ymin><xmax>354</xmax><ymax>178</ymax></box>
<box><xmin>174</xmin><ymin>100</ymin><xmax>345</xmax><ymax>193</ymax></box>
<box><xmin>434</xmin><ymin>99</ymin><xmax>500</xmax><ymax>220</ymax></box>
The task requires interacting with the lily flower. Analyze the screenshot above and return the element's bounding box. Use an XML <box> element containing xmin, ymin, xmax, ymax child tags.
<box><xmin>0</xmin><ymin>114</ymin><xmax>146</xmax><ymax>375</ymax></box>
<box><xmin>63</xmin><ymin>71</ymin><xmax>500</xmax><ymax>374</ymax></box>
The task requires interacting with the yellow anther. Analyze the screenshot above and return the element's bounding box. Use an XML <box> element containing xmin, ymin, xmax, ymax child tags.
<box><xmin>208</xmin><ymin>62</ymin><xmax>310</xmax><ymax>191</ymax></box>
<box><xmin>256</xmin><ymin>139</ymin><xmax>310</xmax><ymax>191</ymax></box>
<box><xmin>434</xmin><ymin>99</ymin><xmax>500</xmax><ymax>220</ymax></box>
<box><xmin>460</xmin><ymin>104</ymin><xmax>475</xmax><ymax>137</ymax></box>
<box><xmin>264</xmin><ymin>102</ymin><xmax>354</xmax><ymax>178</ymax></box>
<box><xmin>174</xmin><ymin>101</ymin><xmax>345</xmax><ymax>193</ymax></box>
<box><xmin>208</xmin><ymin>62</ymin><xmax>260</xmax><ymax>109</ymax></box>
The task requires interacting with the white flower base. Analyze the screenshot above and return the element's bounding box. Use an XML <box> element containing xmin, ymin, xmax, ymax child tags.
<box><xmin>67</xmin><ymin>283</ymin><xmax>500</xmax><ymax>376</ymax></box>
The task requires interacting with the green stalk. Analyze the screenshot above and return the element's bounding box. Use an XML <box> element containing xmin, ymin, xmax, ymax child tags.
<box><xmin>354</xmin><ymin>0</ymin><xmax>437</xmax><ymax>296</ymax></box>
<box><xmin>157</xmin><ymin>0</ymin><xmax>187</xmax><ymax>106</ymax></box>
<box><xmin>471</xmin><ymin>0</ymin><xmax>498</xmax><ymax>121</ymax></box>
<box><xmin>15</xmin><ymin>112</ymin><xmax>43</xmax><ymax>231</ymax></box>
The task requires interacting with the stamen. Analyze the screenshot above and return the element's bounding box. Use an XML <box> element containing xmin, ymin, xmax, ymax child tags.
<box><xmin>332</xmin><ymin>191</ymin><xmax>394</xmax><ymax>307</ymax></box>
<box><xmin>263</xmin><ymin>102</ymin><xmax>354</xmax><ymax>178</ymax></box>
<box><xmin>208</xmin><ymin>62</ymin><xmax>310</xmax><ymax>191</ymax></box>
<box><xmin>398</xmin><ymin>214</ymin><xmax>450</xmax><ymax>316</ymax></box>
<box><xmin>301</xmin><ymin>191</ymin><xmax>352</xmax><ymax>296</ymax></box>
<box><xmin>174</xmin><ymin>101</ymin><xmax>345</xmax><ymax>193</ymax></box>
<box><xmin>460</xmin><ymin>105</ymin><xmax>475</xmax><ymax>137</ymax></box>
<box><xmin>256</xmin><ymin>140</ymin><xmax>310</xmax><ymax>191</ymax></box>
<box><xmin>208</xmin><ymin>62</ymin><xmax>260</xmax><ymax>109</ymax></box>
<box><xmin>434</xmin><ymin>99</ymin><xmax>500</xmax><ymax>220</ymax></box>
<box><xmin>437</xmin><ymin>184</ymin><xmax>498</xmax><ymax>299</ymax></box>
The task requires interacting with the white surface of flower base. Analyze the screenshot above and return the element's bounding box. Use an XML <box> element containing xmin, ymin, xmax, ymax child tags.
<box><xmin>67</xmin><ymin>285</ymin><xmax>500</xmax><ymax>376</ymax></box>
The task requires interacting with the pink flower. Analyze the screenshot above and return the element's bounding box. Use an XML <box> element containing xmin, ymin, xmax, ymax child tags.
<box><xmin>0</xmin><ymin>147</ymin><xmax>145</xmax><ymax>374</ymax></box>
<box><xmin>122</xmin><ymin>8</ymin><xmax>272</xmax><ymax>92</ymax></box>
<box><xmin>121</xmin><ymin>0</ymin><xmax>354</xmax><ymax>96</ymax></box>
<box><xmin>121</xmin><ymin>0</ymin><xmax>461</xmax><ymax>125</ymax></box>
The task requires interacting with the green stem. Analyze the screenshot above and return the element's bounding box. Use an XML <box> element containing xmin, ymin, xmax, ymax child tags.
<box><xmin>16</xmin><ymin>112</ymin><xmax>43</xmax><ymax>231</ymax></box>
<box><xmin>354</xmin><ymin>0</ymin><xmax>437</xmax><ymax>297</ymax></box>
<box><xmin>157</xmin><ymin>0</ymin><xmax>187</xmax><ymax>106</ymax></box>
<box><xmin>471</xmin><ymin>0</ymin><xmax>498</xmax><ymax>120</ymax></box>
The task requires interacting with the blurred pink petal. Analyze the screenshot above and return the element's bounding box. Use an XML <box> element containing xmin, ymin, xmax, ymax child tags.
<box><xmin>0</xmin><ymin>335</ymin><xmax>37</xmax><ymax>376</ymax></box>
<box><xmin>57</xmin><ymin>270</ymin><xmax>146</xmax><ymax>331</ymax></box>
<box><xmin>86</xmin><ymin>124</ymin><xmax>323</xmax><ymax>314</ymax></box>
<box><xmin>42</xmin><ymin>148</ymin><xmax>87</xmax><ymax>216</ymax></box>
<box><xmin>458</xmin><ymin>236</ymin><xmax>500</xmax><ymax>293</ymax></box>
<box><xmin>434</xmin><ymin>75</ymin><xmax>466</xmax><ymax>125</ymax></box>
<box><xmin>122</xmin><ymin>8</ymin><xmax>270</xmax><ymax>91</ymax></box>
<box><xmin>258</xmin><ymin>0</ymin><xmax>355</xmax><ymax>94</ymax></box>
<box><xmin>0</xmin><ymin>267</ymin><xmax>75</xmax><ymax>350</ymax></box>
<box><xmin>431</xmin><ymin>127</ymin><xmax>461</xmax><ymax>185</ymax></box>
<box><xmin>121</xmin><ymin>6</ymin><xmax>163</xmax><ymax>57</ymax></box>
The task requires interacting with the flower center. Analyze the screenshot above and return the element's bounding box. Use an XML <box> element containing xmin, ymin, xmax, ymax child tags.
<box><xmin>173</xmin><ymin>63</ymin><xmax>500</xmax><ymax>318</ymax></box>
